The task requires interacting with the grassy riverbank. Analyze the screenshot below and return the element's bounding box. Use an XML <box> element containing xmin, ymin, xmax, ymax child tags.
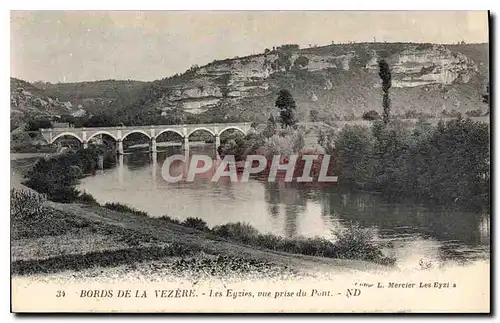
<box><xmin>11</xmin><ymin>188</ymin><xmax>391</xmax><ymax>280</ymax></box>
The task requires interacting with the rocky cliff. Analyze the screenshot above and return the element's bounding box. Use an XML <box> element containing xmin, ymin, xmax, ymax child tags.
<box><xmin>137</xmin><ymin>42</ymin><xmax>488</xmax><ymax>122</ymax></box>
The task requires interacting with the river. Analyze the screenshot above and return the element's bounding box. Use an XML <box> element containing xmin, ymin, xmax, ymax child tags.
<box><xmin>78</xmin><ymin>146</ymin><xmax>490</xmax><ymax>270</ymax></box>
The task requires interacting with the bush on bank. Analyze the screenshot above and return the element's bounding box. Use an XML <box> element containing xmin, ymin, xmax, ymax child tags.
<box><xmin>324</xmin><ymin>117</ymin><xmax>490</xmax><ymax>209</ymax></box>
<box><xmin>103</xmin><ymin>202</ymin><xmax>149</xmax><ymax>217</ymax></box>
<box><xmin>210</xmin><ymin>222</ymin><xmax>394</xmax><ymax>265</ymax></box>
<box><xmin>182</xmin><ymin>217</ymin><xmax>209</xmax><ymax>231</ymax></box>
<box><xmin>79</xmin><ymin>190</ymin><xmax>99</xmax><ymax>205</ymax></box>
<box><xmin>23</xmin><ymin>147</ymin><xmax>103</xmax><ymax>203</ymax></box>
<box><xmin>218</xmin><ymin>129</ymin><xmax>305</xmax><ymax>161</ymax></box>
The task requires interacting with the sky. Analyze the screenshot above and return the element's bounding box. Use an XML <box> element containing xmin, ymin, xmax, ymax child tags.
<box><xmin>10</xmin><ymin>11</ymin><xmax>489</xmax><ymax>83</ymax></box>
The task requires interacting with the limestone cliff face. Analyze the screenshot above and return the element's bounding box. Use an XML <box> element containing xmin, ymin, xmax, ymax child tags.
<box><xmin>388</xmin><ymin>45</ymin><xmax>478</xmax><ymax>87</ymax></box>
<box><xmin>152</xmin><ymin>49</ymin><xmax>358</xmax><ymax>114</ymax></box>
<box><xmin>365</xmin><ymin>45</ymin><xmax>479</xmax><ymax>88</ymax></box>
<box><xmin>141</xmin><ymin>42</ymin><xmax>488</xmax><ymax>121</ymax></box>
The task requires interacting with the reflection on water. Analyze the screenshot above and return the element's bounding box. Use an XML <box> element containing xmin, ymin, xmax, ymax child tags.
<box><xmin>81</xmin><ymin>148</ymin><xmax>490</xmax><ymax>269</ymax></box>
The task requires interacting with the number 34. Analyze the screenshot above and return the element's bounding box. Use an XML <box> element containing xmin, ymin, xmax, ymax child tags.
<box><xmin>56</xmin><ymin>290</ymin><xmax>66</xmax><ymax>297</ymax></box>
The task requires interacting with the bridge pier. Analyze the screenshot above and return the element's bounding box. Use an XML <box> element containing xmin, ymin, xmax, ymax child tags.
<box><xmin>150</xmin><ymin>137</ymin><xmax>157</xmax><ymax>152</ymax></box>
<box><xmin>215</xmin><ymin>134</ymin><xmax>221</xmax><ymax>152</ymax></box>
<box><xmin>117</xmin><ymin>140</ymin><xmax>124</xmax><ymax>155</ymax></box>
<box><xmin>117</xmin><ymin>154</ymin><xmax>124</xmax><ymax>185</ymax></box>
<box><xmin>83</xmin><ymin>141</ymin><xmax>88</xmax><ymax>149</ymax></box>
<box><xmin>98</xmin><ymin>155</ymin><xmax>104</xmax><ymax>170</ymax></box>
<box><xmin>151</xmin><ymin>151</ymin><xmax>157</xmax><ymax>185</ymax></box>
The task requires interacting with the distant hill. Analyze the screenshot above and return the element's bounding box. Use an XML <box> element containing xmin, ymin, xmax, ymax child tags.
<box><xmin>10</xmin><ymin>78</ymin><xmax>77</xmax><ymax>128</ymax></box>
<box><xmin>32</xmin><ymin>79</ymin><xmax>147</xmax><ymax>115</ymax></box>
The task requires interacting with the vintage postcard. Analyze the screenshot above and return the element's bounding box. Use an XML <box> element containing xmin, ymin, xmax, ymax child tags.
<box><xmin>10</xmin><ymin>10</ymin><xmax>490</xmax><ymax>313</ymax></box>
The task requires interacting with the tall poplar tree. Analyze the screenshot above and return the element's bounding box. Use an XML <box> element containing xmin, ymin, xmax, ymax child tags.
<box><xmin>378</xmin><ymin>59</ymin><xmax>392</xmax><ymax>124</ymax></box>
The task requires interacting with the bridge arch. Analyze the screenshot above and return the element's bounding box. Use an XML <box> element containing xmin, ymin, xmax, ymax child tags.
<box><xmin>155</xmin><ymin>128</ymin><xmax>185</xmax><ymax>139</ymax></box>
<box><xmin>51</xmin><ymin>132</ymin><xmax>83</xmax><ymax>144</ymax></box>
<box><xmin>122</xmin><ymin>130</ymin><xmax>151</xmax><ymax>141</ymax></box>
<box><xmin>218</xmin><ymin>126</ymin><xmax>246</xmax><ymax>137</ymax></box>
<box><xmin>187</xmin><ymin>127</ymin><xmax>215</xmax><ymax>138</ymax></box>
<box><xmin>87</xmin><ymin>131</ymin><xmax>118</xmax><ymax>142</ymax></box>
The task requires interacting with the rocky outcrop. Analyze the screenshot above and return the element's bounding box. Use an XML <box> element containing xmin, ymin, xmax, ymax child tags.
<box><xmin>150</xmin><ymin>49</ymin><xmax>362</xmax><ymax>115</ymax></box>
<box><xmin>386</xmin><ymin>45</ymin><xmax>478</xmax><ymax>88</ymax></box>
<box><xmin>147</xmin><ymin>43</ymin><xmax>484</xmax><ymax>119</ymax></box>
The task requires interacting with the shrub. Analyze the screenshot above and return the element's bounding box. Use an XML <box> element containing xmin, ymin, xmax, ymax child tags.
<box><xmin>263</xmin><ymin>129</ymin><xmax>304</xmax><ymax>158</ymax></box>
<box><xmin>50</xmin><ymin>186</ymin><xmax>81</xmax><ymax>203</ymax></box>
<box><xmin>78</xmin><ymin>190</ymin><xmax>99</xmax><ymax>205</ymax></box>
<box><xmin>218</xmin><ymin>132</ymin><xmax>265</xmax><ymax>161</ymax></box>
<box><xmin>211</xmin><ymin>222</ymin><xmax>260</xmax><ymax>244</ymax></box>
<box><xmin>256</xmin><ymin>233</ymin><xmax>284</xmax><ymax>250</ymax></box>
<box><xmin>23</xmin><ymin>147</ymin><xmax>103</xmax><ymax>203</ymax></box>
<box><xmin>209</xmin><ymin>221</ymin><xmax>394</xmax><ymax>265</ymax></box>
<box><xmin>182</xmin><ymin>217</ymin><xmax>209</xmax><ymax>231</ymax></box>
<box><xmin>332</xmin><ymin>223</ymin><xmax>385</xmax><ymax>261</ymax></box>
<box><xmin>293</xmin><ymin>237</ymin><xmax>337</xmax><ymax>257</ymax></box>
<box><xmin>362</xmin><ymin>110</ymin><xmax>381</xmax><ymax>120</ymax></box>
<box><xmin>10</xmin><ymin>188</ymin><xmax>48</xmax><ymax>221</ymax></box>
<box><xmin>103</xmin><ymin>202</ymin><xmax>149</xmax><ymax>217</ymax></box>
<box><xmin>294</xmin><ymin>56</ymin><xmax>310</xmax><ymax>68</ymax></box>
<box><xmin>157</xmin><ymin>214</ymin><xmax>181</xmax><ymax>225</ymax></box>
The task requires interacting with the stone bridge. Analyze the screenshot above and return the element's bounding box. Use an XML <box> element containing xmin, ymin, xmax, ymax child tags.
<box><xmin>40</xmin><ymin>123</ymin><xmax>252</xmax><ymax>154</ymax></box>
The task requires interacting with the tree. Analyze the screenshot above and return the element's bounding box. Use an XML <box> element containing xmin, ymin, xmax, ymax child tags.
<box><xmin>275</xmin><ymin>89</ymin><xmax>297</xmax><ymax>129</ymax></box>
<box><xmin>82</xmin><ymin>113</ymin><xmax>118</xmax><ymax>127</ymax></box>
<box><xmin>378</xmin><ymin>59</ymin><xmax>392</xmax><ymax>124</ymax></box>
<box><xmin>58</xmin><ymin>114</ymin><xmax>77</xmax><ymax>126</ymax></box>
<box><xmin>333</xmin><ymin>125</ymin><xmax>377</xmax><ymax>187</ymax></box>
<box><xmin>294</xmin><ymin>56</ymin><xmax>310</xmax><ymax>68</ymax></box>
<box><xmin>25</xmin><ymin>118</ymin><xmax>53</xmax><ymax>132</ymax></box>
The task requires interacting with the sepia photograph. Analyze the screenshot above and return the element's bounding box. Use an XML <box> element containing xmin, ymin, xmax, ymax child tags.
<box><xmin>9</xmin><ymin>10</ymin><xmax>490</xmax><ymax>313</ymax></box>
